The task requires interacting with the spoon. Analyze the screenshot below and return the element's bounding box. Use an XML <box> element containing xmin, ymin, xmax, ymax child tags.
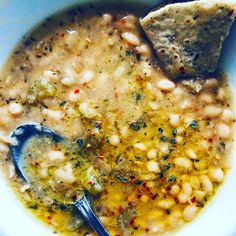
<box><xmin>9</xmin><ymin>123</ymin><xmax>110</xmax><ymax>236</ymax></box>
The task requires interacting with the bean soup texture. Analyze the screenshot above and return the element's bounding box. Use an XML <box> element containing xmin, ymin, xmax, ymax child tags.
<box><xmin>0</xmin><ymin>6</ymin><xmax>234</xmax><ymax>236</ymax></box>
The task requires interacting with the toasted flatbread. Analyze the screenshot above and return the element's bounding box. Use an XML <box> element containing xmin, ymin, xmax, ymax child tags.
<box><xmin>140</xmin><ymin>0</ymin><xmax>236</xmax><ymax>79</ymax></box>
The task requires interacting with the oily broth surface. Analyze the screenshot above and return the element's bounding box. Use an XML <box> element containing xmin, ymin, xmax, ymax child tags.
<box><xmin>0</xmin><ymin>5</ymin><xmax>234</xmax><ymax>236</ymax></box>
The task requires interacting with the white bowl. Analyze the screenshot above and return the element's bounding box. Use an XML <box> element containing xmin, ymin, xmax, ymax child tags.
<box><xmin>0</xmin><ymin>0</ymin><xmax>235</xmax><ymax>235</ymax></box>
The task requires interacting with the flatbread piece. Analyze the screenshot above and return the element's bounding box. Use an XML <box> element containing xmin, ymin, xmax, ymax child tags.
<box><xmin>140</xmin><ymin>0</ymin><xmax>236</xmax><ymax>79</ymax></box>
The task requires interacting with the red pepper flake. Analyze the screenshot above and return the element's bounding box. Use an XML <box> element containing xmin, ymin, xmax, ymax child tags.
<box><xmin>137</xmin><ymin>193</ymin><xmax>142</xmax><ymax>199</ymax></box>
<box><xmin>208</xmin><ymin>138</ymin><xmax>213</xmax><ymax>143</ymax></box>
<box><xmin>103</xmin><ymin>188</ymin><xmax>108</xmax><ymax>195</ymax></box>
<box><xmin>47</xmin><ymin>216</ymin><xmax>52</xmax><ymax>221</ymax></box>
<box><xmin>145</xmin><ymin>228</ymin><xmax>150</xmax><ymax>233</ymax></box>
<box><xmin>35</xmin><ymin>162</ymin><xmax>40</xmax><ymax>166</ymax></box>
<box><xmin>151</xmin><ymin>193</ymin><xmax>158</xmax><ymax>200</ymax></box>
<box><xmin>61</xmin><ymin>33</ymin><xmax>65</xmax><ymax>37</ymax></box>
<box><xmin>129</xmin><ymin>218</ymin><xmax>135</xmax><ymax>226</ymax></box>
<box><xmin>190</xmin><ymin>196</ymin><xmax>196</xmax><ymax>203</ymax></box>
<box><xmin>97</xmin><ymin>154</ymin><xmax>104</xmax><ymax>160</ymax></box>
<box><xmin>87</xmin><ymin>180</ymin><xmax>94</xmax><ymax>186</ymax></box>
<box><xmin>53</xmin><ymin>144</ymin><xmax>59</xmax><ymax>151</ymax></box>
<box><xmin>74</xmin><ymin>88</ymin><xmax>80</xmax><ymax>94</ymax></box>
<box><xmin>130</xmin><ymin>175</ymin><xmax>136</xmax><ymax>183</ymax></box>
<box><xmin>166</xmin><ymin>186</ymin><xmax>171</xmax><ymax>191</ymax></box>
<box><xmin>160</xmin><ymin>177</ymin><xmax>166</xmax><ymax>183</ymax></box>
<box><xmin>128</xmin><ymin>201</ymin><xmax>134</xmax><ymax>207</ymax></box>
<box><xmin>121</xmin><ymin>19</ymin><xmax>126</xmax><ymax>24</ymax></box>
<box><xmin>72</xmin><ymin>195</ymin><xmax>77</xmax><ymax>202</ymax></box>
<box><xmin>118</xmin><ymin>206</ymin><xmax>124</xmax><ymax>213</ymax></box>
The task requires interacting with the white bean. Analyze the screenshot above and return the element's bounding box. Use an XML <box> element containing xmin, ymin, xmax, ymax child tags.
<box><xmin>135</xmin><ymin>44</ymin><xmax>150</xmax><ymax>56</ymax></box>
<box><xmin>68</xmin><ymin>90</ymin><xmax>81</xmax><ymax>102</ymax></box>
<box><xmin>200</xmin><ymin>175</ymin><xmax>213</xmax><ymax>194</ymax></box>
<box><xmin>8</xmin><ymin>102</ymin><xmax>23</xmax><ymax>115</ymax></box>
<box><xmin>156</xmin><ymin>79</ymin><xmax>175</xmax><ymax>92</ymax></box>
<box><xmin>79</xmin><ymin>103</ymin><xmax>97</xmax><ymax>119</ymax></box>
<box><xmin>169</xmin><ymin>114</ymin><xmax>180</xmax><ymax>127</ymax></box>
<box><xmin>133</xmin><ymin>142</ymin><xmax>147</xmax><ymax>151</ymax></box>
<box><xmin>217</xmin><ymin>88</ymin><xmax>225</xmax><ymax>101</ymax></box>
<box><xmin>43</xmin><ymin>109</ymin><xmax>63</xmax><ymax>121</ymax></box>
<box><xmin>55</xmin><ymin>163</ymin><xmax>76</xmax><ymax>184</ymax></box>
<box><xmin>202</xmin><ymin>105</ymin><xmax>222</xmax><ymax>118</ymax></box>
<box><xmin>178</xmin><ymin>182</ymin><xmax>192</xmax><ymax>203</ymax></box>
<box><xmin>101</xmin><ymin>14</ymin><xmax>113</xmax><ymax>25</ymax></box>
<box><xmin>157</xmin><ymin>198</ymin><xmax>175</xmax><ymax>209</ymax></box>
<box><xmin>121</xmin><ymin>32</ymin><xmax>140</xmax><ymax>46</ymax></box>
<box><xmin>148</xmin><ymin>101</ymin><xmax>160</xmax><ymax>110</ymax></box>
<box><xmin>222</xmin><ymin>109</ymin><xmax>233</xmax><ymax>123</ymax></box>
<box><xmin>147</xmin><ymin>149</ymin><xmax>157</xmax><ymax>159</ymax></box>
<box><xmin>109</xmin><ymin>135</ymin><xmax>120</xmax><ymax>146</ymax></box>
<box><xmin>199</xmin><ymin>93</ymin><xmax>213</xmax><ymax>104</ymax></box>
<box><xmin>189</xmin><ymin>176</ymin><xmax>200</xmax><ymax>190</ymax></box>
<box><xmin>217</xmin><ymin>123</ymin><xmax>231</xmax><ymax>139</ymax></box>
<box><xmin>208</xmin><ymin>166</ymin><xmax>224</xmax><ymax>183</ymax></box>
<box><xmin>183</xmin><ymin>205</ymin><xmax>198</xmax><ymax>221</ymax></box>
<box><xmin>186</xmin><ymin>149</ymin><xmax>198</xmax><ymax>160</ymax></box>
<box><xmin>193</xmin><ymin>190</ymin><xmax>205</xmax><ymax>201</ymax></box>
<box><xmin>79</xmin><ymin>70</ymin><xmax>94</xmax><ymax>84</ymax></box>
<box><xmin>48</xmin><ymin>150</ymin><xmax>65</xmax><ymax>162</ymax></box>
<box><xmin>170</xmin><ymin>184</ymin><xmax>180</xmax><ymax>197</ymax></box>
<box><xmin>146</xmin><ymin>161</ymin><xmax>160</xmax><ymax>173</ymax></box>
<box><xmin>180</xmin><ymin>99</ymin><xmax>192</xmax><ymax>110</ymax></box>
<box><xmin>61</xmin><ymin>76</ymin><xmax>75</xmax><ymax>86</ymax></box>
<box><xmin>204</xmin><ymin>78</ymin><xmax>218</xmax><ymax>88</ymax></box>
<box><xmin>174</xmin><ymin>157</ymin><xmax>193</xmax><ymax>172</ymax></box>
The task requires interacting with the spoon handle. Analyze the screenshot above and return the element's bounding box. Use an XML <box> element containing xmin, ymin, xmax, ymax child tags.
<box><xmin>75</xmin><ymin>195</ymin><xmax>110</xmax><ymax>236</ymax></box>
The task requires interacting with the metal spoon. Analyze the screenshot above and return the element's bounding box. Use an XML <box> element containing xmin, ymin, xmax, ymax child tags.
<box><xmin>9</xmin><ymin>123</ymin><xmax>110</xmax><ymax>236</ymax></box>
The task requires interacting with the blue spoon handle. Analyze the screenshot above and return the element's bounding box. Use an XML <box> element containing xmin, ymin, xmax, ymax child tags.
<box><xmin>75</xmin><ymin>195</ymin><xmax>110</xmax><ymax>236</ymax></box>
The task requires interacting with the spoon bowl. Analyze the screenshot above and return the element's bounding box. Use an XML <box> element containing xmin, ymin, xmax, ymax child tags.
<box><xmin>9</xmin><ymin>123</ymin><xmax>110</xmax><ymax>236</ymax></box>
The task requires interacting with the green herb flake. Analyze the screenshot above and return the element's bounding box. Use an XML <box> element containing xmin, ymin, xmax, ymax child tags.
<box><xmin>126</xmin><ymin>50</ymin><xmax>133</xmax><ymax>56</ymax></box>
<box><xmin>74</xmin><ymin>161</ymin><xmax>81</xmax><ymax>168</ymax></box>
<box><xmin>189</xmin><ymin>120</ymin><xmax>198</xmax><ymax>129</ymax></box>
<box><xmin>130</xmin><ymin>118</ymin><xmax>147</xmax><ymax>131</ymax></box>
<box><xmin>59</xmin><ymin>101</ymin><xmax>66</xmax><ymax>107</ymax></box>
<box><xmin>158</xmin><ymin>128</ymin><xmax>163</xmax><ymax>134</ymax></box>
<box><xmin>168</xmin><ymin>175</ymin><xmax>176</xmax><ymax>182</ymax></box>
<box><xmin>134</xmin><ymin>179</ymin><xmax>142</xmax><ymax>185</ymax></box>
<box><xmin>105</xmin><ymin>136</ymin><xmax>110</xmax><ymax>143</ymax></box>
<box><xmin>116</xmin><ymin>175</ymin><xmax>129</xmax><ymax>183</ymax></box>
<box><xmin>169</xmin><ymin>138</ymin><xmax>177</xmax><ymax>145</ymax></box>
<box><xmin>29</xmin><ymin>204</ymin><xmax>38</xmax><ymax>210</ymax></box>
<box><xmin>160</xmin><ymin>136</ymin><xmax>167</xmax><ymax>142</ymax></box>
<box><xmin>134</xmin><ymin>92</ymin><xmax>142</xmax><ymax>102</ymax></box>
<box><xmin>172</xmin><ymin>129</ymin><xmax>177</xmax><ymax>137</ymax></box>
<box><xmin>134</xmin><ymin>156</ymin><xmax>143</xmax><ymax>160</ymax></box>
<box><xmin>165</xmin><ymin>163</ymin><xmax>171</xmax><ymax>171</ymax></box>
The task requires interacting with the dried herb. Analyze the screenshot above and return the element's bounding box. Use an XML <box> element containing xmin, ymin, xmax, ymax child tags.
<box><xmin>168</xmin><ymin>175</ymin><xmax>176</xmax><ymax>182</ymax></box>
<box><xmin>189</xmin><ymin>120</ymin><xmax>198</xmax><ymax>129</ymax></box>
